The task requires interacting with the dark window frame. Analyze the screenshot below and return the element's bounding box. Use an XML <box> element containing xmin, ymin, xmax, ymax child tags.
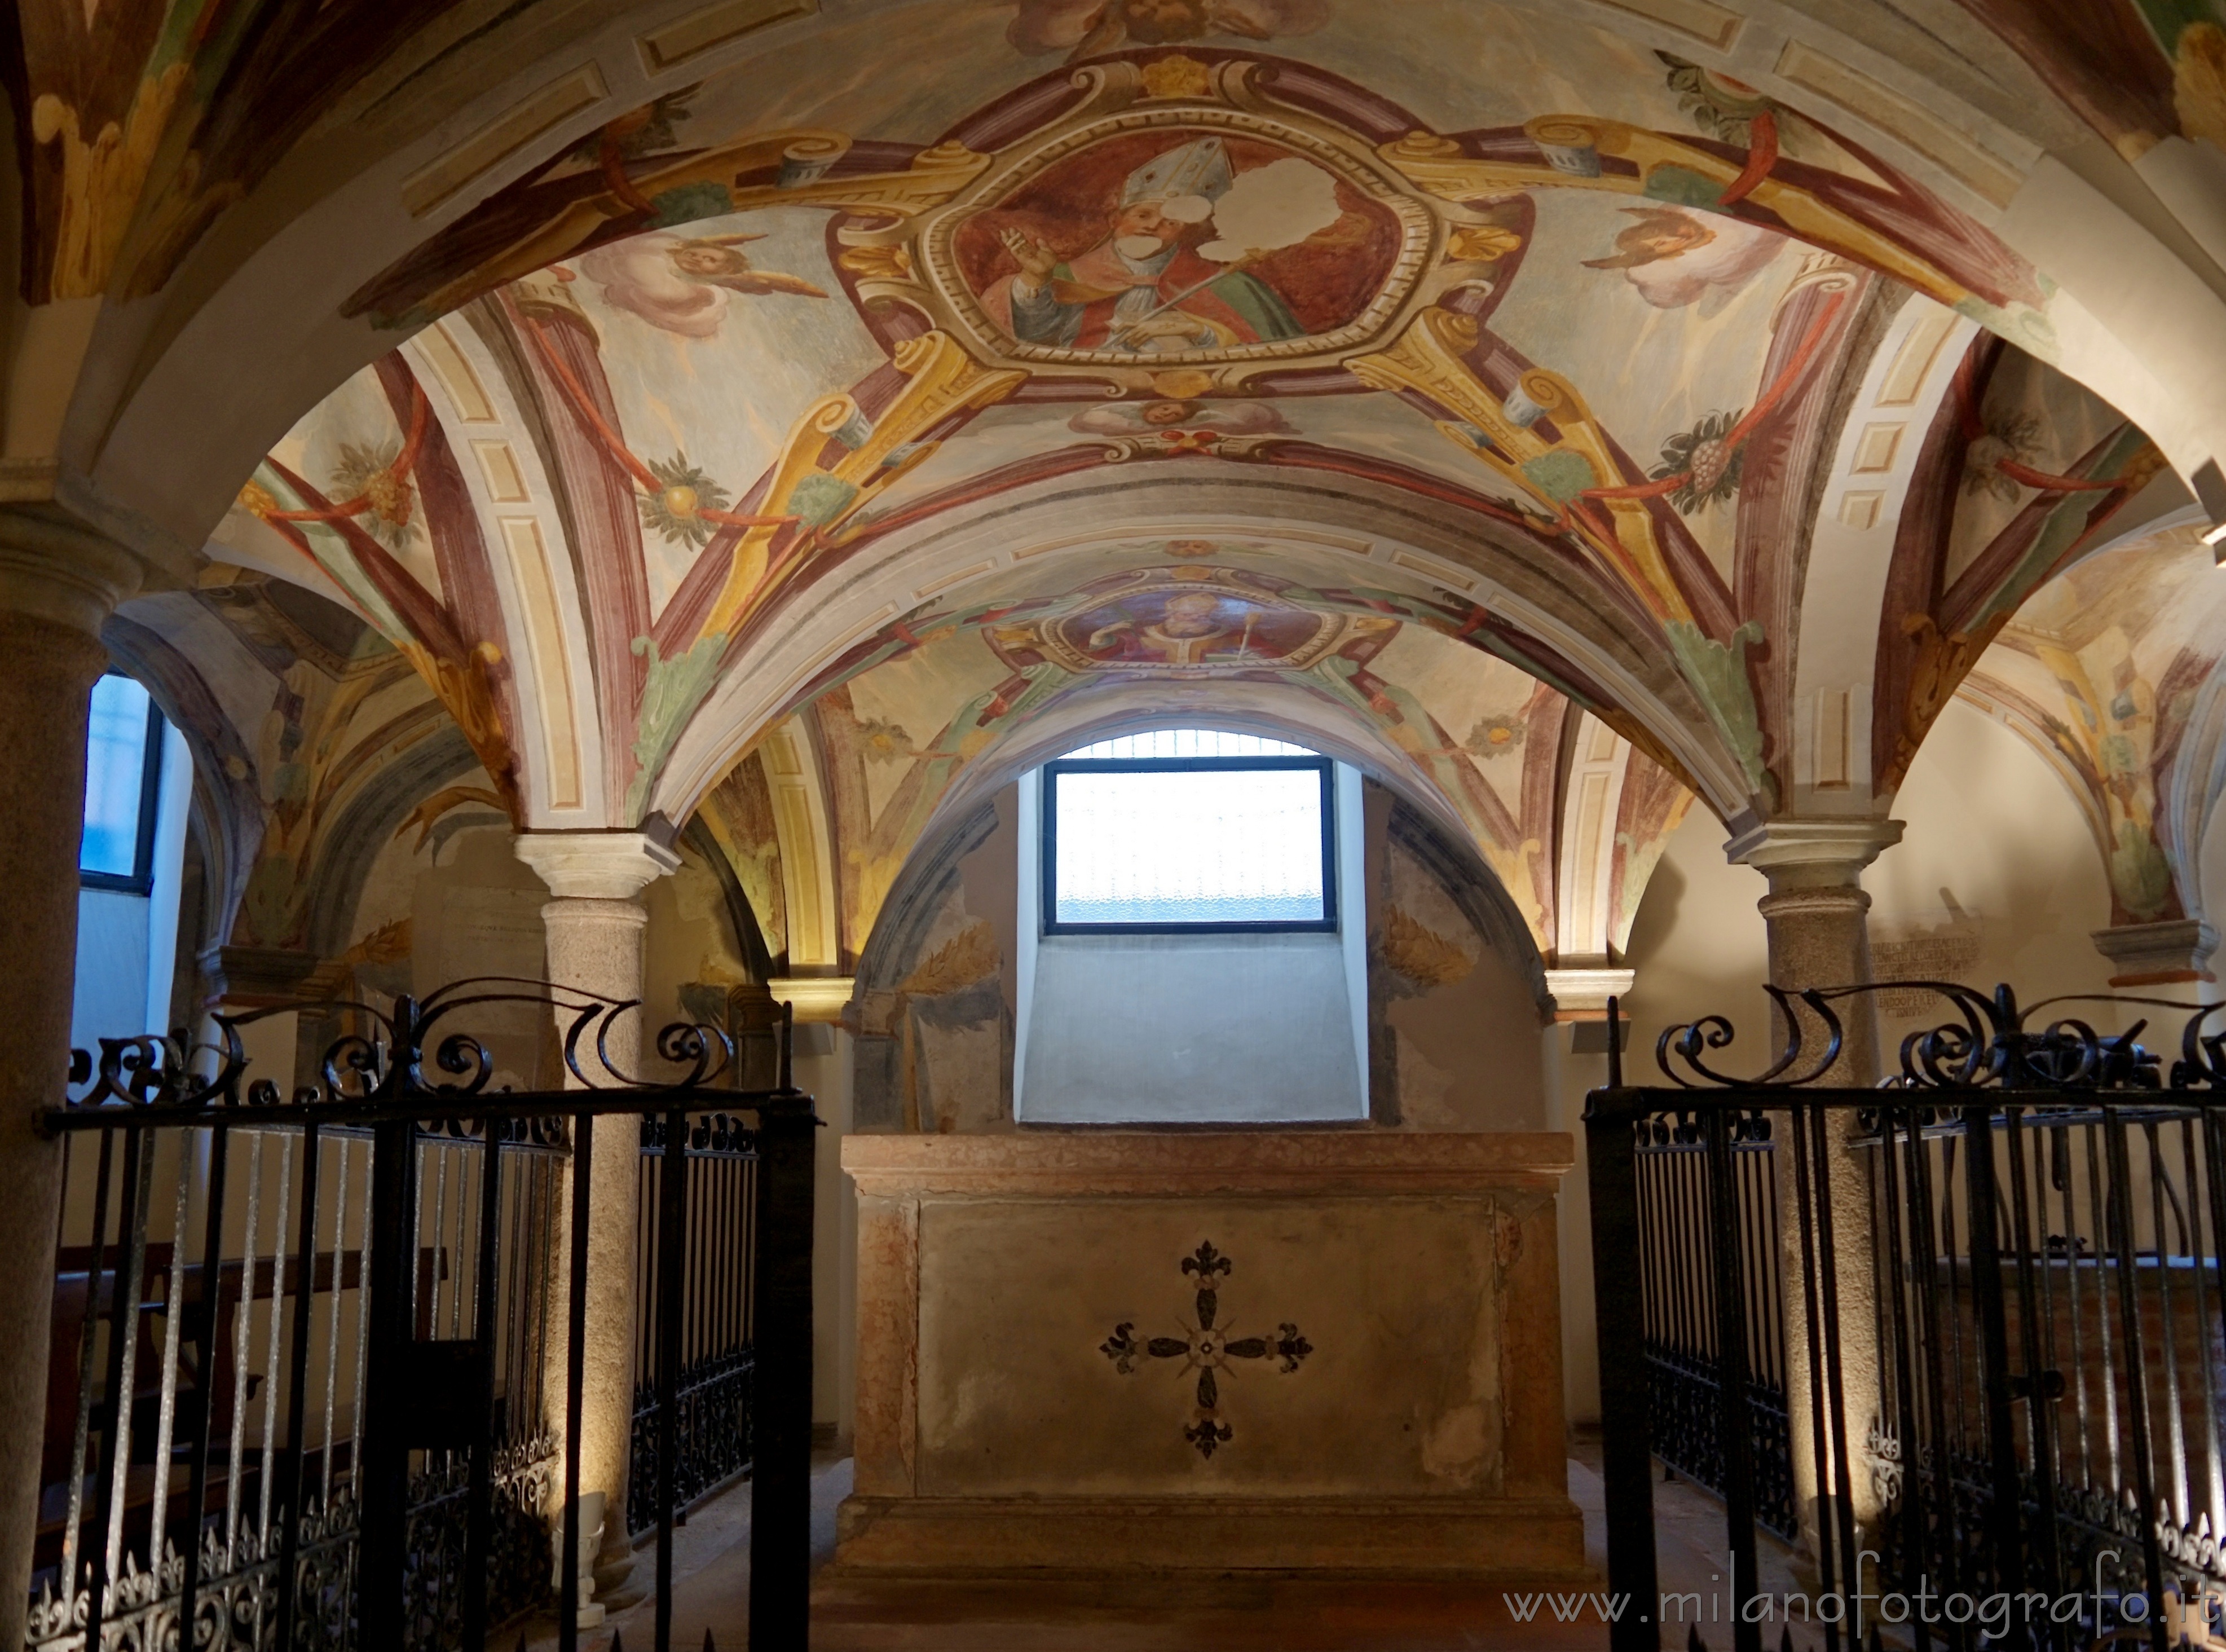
<box><xmin>79</xmin><ymin>679</ymin><xmax>165</xmax><ymax>897</ymax></box>
<box><xmin>1039</xmin><ymin>754</ymin><xmax>1338</xmax><ymax>936</ymax></box>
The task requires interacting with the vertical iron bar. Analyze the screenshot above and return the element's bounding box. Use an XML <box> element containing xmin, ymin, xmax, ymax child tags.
<box><xmin>1961</xmin><ymin>1103</ymin><xmax>2025</xmax><ymax>1620</ymax></box>
<box><xmin>349</xmin><ymin>1138</ymin><xmax>374</xmax><ymax>1517</ymax></box>
<box><xmin>2000</xmin><ymin>1109</ymin><xmax>2064</xmax><ymax>1616</ymax></box>
<box><xmin>2101</xmin><ymin>1106</ymin><xmax>2171</xmax><ymax>1652</ymax></box>
<box><xmin>58</xmin><ymin>1129</ymin><xmax>116</xmax><ymax>1613</ymax></box>
<box><xmin>254</xmin><ymin>1133</ymin><xmax>294</xmax><ymax>1578</ymax></box>
<box><xmin>357</xmin><ymin>1116</ymin><xmax>420</xmax><ymax>1649</ymax></box>
<box><xmin>2084</xmin><ymin>1126</ymin><xmax>2122</xmax><ymax>1486</ymax></box>
<box><xmin>454</xmin><ymin>1142</ymin><xmax>474</xmax><ymax>1343</ymax></box>
<box><xmin>2141</xmin><ymin>1124</ymin><xmax>2190</xmax><ymax>1537</ymax></box>
<box><xmin>146</xmin><ymin>1143</ymin><xmax>193</xmax><ymax>1592</ymax></box>
<box><xmin>1787</xmin><ymin>1102</ymin><xmax>1841</xmax><ymax>1652</ymax></box>
<box><xmin>2027</xmin><ymin>1124</ymin><xmax>2065</xmax><ymax>1488</ymax></box>
<box><xmin>750</xmin><ymin>1085</ymin><xmax>818</xmax><ymax>1652</ymax></box>
<box><xmin>272</xmin><ymin>1122</ymin><xmax>322</xmax><ymax>1652</ymax></box>
<box><xmin>460</xmin><ymin>1127</ymin><xmax>506</xmax><ymax>1651</ymax></box>
<box><xmin>83</xmin><ymin>1122</ymin><xmax>147</xmax><ymax>1652</ymax></box>
<box><xmin>1940</xmin><ymin>1131</ymin><xmax>1971</xmax><ymax>1461</ymax></box>
<box><xmin>658</xmin><ymin>1106</ymin><xmax>689</xmax><ymax>1652</ymax></box>
<box><xmin>2056</xmin><ymin>1126</ymin><xmax>2096</xmax><ymax>1496</ymax></box>
<box><xmin>1903</xmin><ymin>1113</ymin><xmax>1965</xmax><ymax>1627</ymax></box>
<box><xmin>177</xmin><ymin>1123</ymin><xmax>230</xmax><ymax>1651</ymax></box>
<box><xmin>320</xmin><ymin>1138</ymin><xmax>349</xmax><ymax>1506</ymax></box>
<box><xmin>2197</xmin><ymin>1113</ymin><xmax>2226</xmax><ymax>1539</ymax></box>
<box><xmin>1585</xmin><ymin>1076</ymin><xmax>1657</xmax><ymax>1652</ymax></box>
<box><xmin>1703</xmin><ymin>1107</ymin><xmax>1761</xmax><ymax>1652</ymax></box>
<box><xmin>1875</xmin><ymin>1106</ymin><xmax>1933</xmax><ymax>1652</ymax></box>
<box><xmin>559</xmin><ymin>1113</ymin><xmax>594</xmax><ymax>1652</ymax></box>
<box><xmin>428</xmin><ymin>1144</ymin><xmax>448</xmax><ymax>1341</ymax></box>
<box><xmin>1806</xmin><ymin>1105</ymin><xmax>1863</xmax><ymax>1614</ymax></box>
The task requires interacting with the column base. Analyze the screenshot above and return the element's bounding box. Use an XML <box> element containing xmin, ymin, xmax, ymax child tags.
<box><xmin>827</xmin><ymin>1493</ymin><xmax>1592</xmax><ymax>1582</ymax></box>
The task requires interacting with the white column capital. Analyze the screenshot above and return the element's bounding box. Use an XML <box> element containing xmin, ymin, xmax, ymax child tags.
<box><xmin>2092</xmin><ymin>918</ymin><xmax>2219</xmax><ymax>986</ymax></box>
<box><xmin>769</xmin><ymin>975</ymin><xmax>858</xmax><ymax>1024</ymax></box>
<box><xmin>1724</xmin><ymin>816</ymin><xmax>1903</xmax><ymax>889</ymax></box>
<box><xmin>513</xmin><ymin>830</ymin><xmax>681</xmax><ymax>900</ymax></box>
<box><xmin>1543</xmin><ymin>965</ymin><xmax>1635</xmax><ymax>1023</ymax></box>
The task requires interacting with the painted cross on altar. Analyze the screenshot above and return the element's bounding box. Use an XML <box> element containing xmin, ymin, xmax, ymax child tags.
<box><xmin>1100</xmin><ymin>1240</ymin><xmax>1312</xmax><ymax>1458</ymax></box>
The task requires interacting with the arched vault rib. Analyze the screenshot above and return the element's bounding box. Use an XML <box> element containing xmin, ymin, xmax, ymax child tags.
<box><xmin>396</xmin><ymin>316</ymin><xmax>611</xmax><ymax>822</ymax></box>
<box><xmin>689</xmin><ymin>574</ymin><xmax>1706</xmax><ymax>966</ymax></box>
<box><xmin>648</xmin><ymin>474</ymin><xmax>1758</xmax><ymax>832</ymax></box>
<box><xmin>793</xmin><ymin>677</ymin><xmax>1549</xmax><ymax>960</ymax></box>
<box><xmin>1785</xmin><ymin>297</ymin><xmax>1982</xmax><ymax>814</ymax></box>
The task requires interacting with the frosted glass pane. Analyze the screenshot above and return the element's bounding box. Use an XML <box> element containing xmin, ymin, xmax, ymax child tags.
<box><xmin>81</xmin><ymin>675</ymin><xmax>153</xmax><ymax>878</ymax></box>
<box><xmin>1062</xmin><ymin>729</ymin><xmax>1312</xmax><ymax>761</ymax></box>
<box><xmin>1054</xmin><ymin>767</ymin><xmax>1325</xmax><ymax>924</ymax></box>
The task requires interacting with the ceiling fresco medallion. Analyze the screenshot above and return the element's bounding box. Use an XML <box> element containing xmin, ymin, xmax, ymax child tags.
<box><xmin>1100</xmin><ymin>1240</ymin><xmax>1312</xmax><ymax>1459</ymax></box>
<box><xmin>844</xmin><ymin>56</ymin><xmax>1470</xmax><ymax>394</ymax></box>
<box><xmin>988</xmin><ymin>565</ymin><xmax>1375</xmax><ymax>678</ymax></box>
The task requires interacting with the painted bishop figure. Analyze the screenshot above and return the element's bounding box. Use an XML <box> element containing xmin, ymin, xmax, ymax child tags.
<box><xmin>983</xmin><ymin>136</ymin><xmax>1307</xmax><ymax>353</ymax></box>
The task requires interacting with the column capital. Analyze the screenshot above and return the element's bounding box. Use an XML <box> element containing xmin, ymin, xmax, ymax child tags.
<box><xmin>1542</xmin><ymin>964</ymin><xmax>1634</xmax><ymax>1022</ymax></box>
<box><xmin>0</xmin><ymin>502</ymin><xmax>155</xmax><ymax>635</ymax></box>
<box><xmin>1724</xmin><ymin>816</ymin><xmax>1903</xmax><ymax>890</ymax></box>
<box><xmin>513</xmin><ymin>830</ymin><xmax>681</xmax><ymax>900</ymax></box>
<box><xmin>2092</xmin><ymin>918</ymin><xmax>2219</xmax><ymax>986</ymax></box>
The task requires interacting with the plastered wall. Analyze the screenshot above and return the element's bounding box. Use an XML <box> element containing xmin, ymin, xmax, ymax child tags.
<box><xmin>848</xmin><ymin>777</ymin><xmax>1552</xmax><ymax>1135</ymax></box>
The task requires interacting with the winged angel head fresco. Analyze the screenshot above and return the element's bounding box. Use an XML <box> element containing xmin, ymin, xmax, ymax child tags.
<box><xmin>1009</xmin><ymin>0</ymin><xmax>1329</xmax><ymax>62</ymax></box>
<box><xmin>1580</xmin><ymin>206</ymin><xmax>1783</xmax><ymax>312</ymax></box>
<box><xmin>576</xmin><ymin>231</ymin><xmax>827</xmax><ymax>339</ymax></box>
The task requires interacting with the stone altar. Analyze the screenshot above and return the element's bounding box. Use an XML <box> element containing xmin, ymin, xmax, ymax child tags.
<box><xmin>832</xmin><ymin>1132</ymin><xmax>1590</xmax><ymax>1581</ymax></box>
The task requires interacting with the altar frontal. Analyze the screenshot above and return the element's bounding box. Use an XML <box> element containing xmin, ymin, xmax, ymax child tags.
<box><xmin>833</xmin><ymin>1133</ymin><xmax>1590</xmax><ymax>1580</ymax></box>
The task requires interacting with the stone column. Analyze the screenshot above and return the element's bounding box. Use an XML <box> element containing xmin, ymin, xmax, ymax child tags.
<box><xmin>0</xmin><ymin>510</ymin><xmax>147</xmax><ymax>1645</ymax></box>
<box><xmin>1724</xmin><ymin>817</ymin><xmax>1901</xmax><ymax>1554</ymax></box>
<box><xmin>512</xmin><ymin>831</ymin><xmax>680</xmax><ymax>1573</ymax></box>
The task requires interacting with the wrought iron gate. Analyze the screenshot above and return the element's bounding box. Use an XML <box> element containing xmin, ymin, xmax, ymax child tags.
<box><xmin>629</xmin><ymin>1112</ymin><xmax>757</xmax><ymax>1536</ymax></box>
<box><xmin>30</xmin><ymin>980</ymin><xmax>816</xmax><ymax>1652</ymax></box>
<box><xmin>1589</xmin><ymin>982</ymin><xmax>2226</xmax><ymax>1652</ymax></box>
<box><xmin>1634</xmin><ymin>1116</ymin><xmax>1795</xmax><ymax>1536</ymax></box>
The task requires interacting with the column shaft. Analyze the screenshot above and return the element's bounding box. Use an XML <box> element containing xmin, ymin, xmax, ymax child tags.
<box><xmin>1758</xmin><ymin>882</ymin><xmax>1886</xmax><ymax>1549</ymax></box>
<box><xmin>1728</xmin><ymin>820</ymin><xmax>1899</xmax><ymax>1557</ymax></box>
<box><xmin>0</xmin><ymin>611</ymin><xmax>107</xmax><ymax>1644</ymax></box>
<box><xmin>513</xmin><ymin>830</ymin><xmax>678</xmax><ymax>1578</ymax></box>
<box><xmin>541</xmin><ymin>896</ymin><xmax>650</xmax><ymax>1559</ymax></box>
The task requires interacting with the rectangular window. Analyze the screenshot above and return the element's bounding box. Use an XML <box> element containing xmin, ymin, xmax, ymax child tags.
<box><xmin>80</xmin><ymin>674</ymin><xmax>165</xmax><ymax>894</ymax></box>
<box><xmin>1041</xmin><ymin>748</ymin><xmax>1335</xmax><ymax>933</ymax></box>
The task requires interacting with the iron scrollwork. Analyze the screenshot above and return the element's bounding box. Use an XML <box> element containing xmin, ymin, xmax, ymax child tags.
<box><xmin>58</xmin><ymin>976</ymin><xmax>741</xmax><ymax>1123</ymax></box>
<box><xmin>1598</xmin><ymin>976</ymin><xmax>2226</xmax><ymax>1652</ymax></box>
<box><xmin>1641</xmin><ymin>979</ymin><xmax>2226</xmax><ymax>1096</ymax></box>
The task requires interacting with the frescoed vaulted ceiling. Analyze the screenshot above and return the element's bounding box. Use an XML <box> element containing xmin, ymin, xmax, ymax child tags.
<box><xmin>19</xmin><ymin>0</ymin><xmax>2226</xmax><ymax>979</ymax></box>
<box><xmin>213</xmin><ymin>22</ymin><xmax>2179</xmax><ymax>861</ymax></box>
<box><xmin>1959</xmin><ymin>516</ymin><xmax>2226</xmax><ymax>933</ymax></box>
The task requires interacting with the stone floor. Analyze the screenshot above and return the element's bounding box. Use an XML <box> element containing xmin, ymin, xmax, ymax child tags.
<box><xmin>514</xmin><ymin>1440</ymin><xmax>1830</xmax><ymax>1651</ymax></box>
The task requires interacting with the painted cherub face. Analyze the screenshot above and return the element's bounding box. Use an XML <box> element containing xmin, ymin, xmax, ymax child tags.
<box><xmin>671</xmin><ymin>245</ymin><xmax>750</xmax><ymax>278</ymax></box>
<box><xmin>1630</xmin><ymin>222</ymin><xmax>1711</xmax><ymax>260</ymax></box>
<box><xmin>1141</xmin><ymin>400</ymin><xmax>1196</xmax><ymax>425</ymax></box>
